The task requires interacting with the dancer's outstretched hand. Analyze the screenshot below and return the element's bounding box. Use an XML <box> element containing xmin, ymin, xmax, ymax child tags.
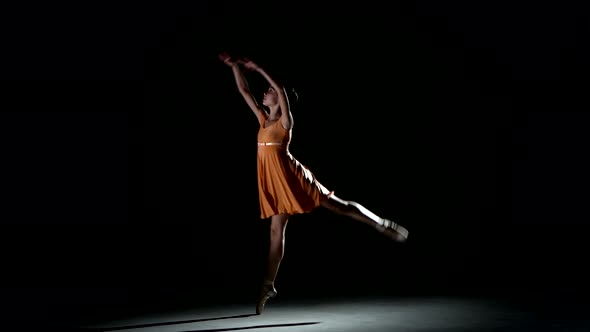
<box><xmin>238</xmin><ymin>57</ymin><xmax>260</xmax><ymax>71</ymax></box>
<box><xmin>219</xmin><ymin>52</ymin><xmax>237</xmax><ymax>66</ymax></box>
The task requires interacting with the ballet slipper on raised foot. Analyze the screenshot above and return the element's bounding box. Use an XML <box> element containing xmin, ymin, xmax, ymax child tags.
<box><xmin>256</xmin><ymin>283</ymin><xmax>277</xmax><ymax>315</ymax></box>
<box><xmin>376</xmin><ymin>219</ymin><xmax>409</xmax><ymax>242</ymax></box>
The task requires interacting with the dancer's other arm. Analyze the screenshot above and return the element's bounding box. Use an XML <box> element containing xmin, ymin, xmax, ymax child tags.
<box><xmin>219</xmin><ymin>52</ymin><xmax>267</xmax><ymax>125</ymax></box>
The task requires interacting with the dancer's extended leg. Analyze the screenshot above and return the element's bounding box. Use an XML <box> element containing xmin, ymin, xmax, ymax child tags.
<box><xmin>321</xmin><ymin>194</ymin><xmax>408</xmax><ymax>242</ymax></box>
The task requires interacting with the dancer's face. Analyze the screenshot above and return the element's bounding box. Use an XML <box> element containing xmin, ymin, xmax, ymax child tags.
<box><xmin>262</xmin><ymin>87</ymin><xmax>278</xmax><ymax>106</ymax></box>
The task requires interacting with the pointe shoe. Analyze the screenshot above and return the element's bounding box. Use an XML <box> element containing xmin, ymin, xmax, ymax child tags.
<box><xmin>256</xmin><ymin>283</ymin><xmax>277</xmax><ymax>315</ymax></box>
<box><xmin>376</xmin><ymin>219</ymin><xmax>409</xmax><ymax>242</ymax></box>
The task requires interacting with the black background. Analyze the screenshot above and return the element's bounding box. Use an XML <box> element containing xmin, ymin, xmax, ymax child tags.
<box><xmin>2</xmin><ymin>1</ymin><xmax>589</xmax><ymax>328</ymax></box>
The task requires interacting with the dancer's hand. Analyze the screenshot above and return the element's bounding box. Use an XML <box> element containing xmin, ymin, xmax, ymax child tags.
<box><xmin>219</xmin><ymin>52</ymin><xmax>237</xmax><ymax>67</ymax></box>
<box><xmin>238</xmin><ymin>57</ymin><xmax>260</xmax><ymax>71</ymax></box>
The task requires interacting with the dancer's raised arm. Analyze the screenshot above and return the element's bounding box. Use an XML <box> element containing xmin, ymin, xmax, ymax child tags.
<box><xmin>219</xmin><ymin>52</ymin><xmax>267</xmax><ymax>125</ymax></box>
<box><xmin>240</xmin><ymin>58</ymin><xmax>293</xmax><ymax>130</ymax></box>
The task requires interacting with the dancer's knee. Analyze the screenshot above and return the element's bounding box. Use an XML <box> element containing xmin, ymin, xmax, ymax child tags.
<box><xmin>270</xmin><ymin>225</ymin><xmax>285</xmax><ymax>238</ymax></box>
<box><xmin>270</xmin><ymin>219</ymin><xmax>288</xmax><ymax>239</ymax></box>
<box><xmin>346</xmin><ymin>201</ymin><xmax>364</xmax><ymax>214</ymax></box>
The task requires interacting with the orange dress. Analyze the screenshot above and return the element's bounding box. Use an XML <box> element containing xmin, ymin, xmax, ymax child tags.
<box><xmin>257</xmin><ymin>116</ymin><xmax>333</xmax><ymax>219</ymax></box>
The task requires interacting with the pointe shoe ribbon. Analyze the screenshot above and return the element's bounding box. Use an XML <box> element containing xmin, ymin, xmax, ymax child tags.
<box><xmin>378</xmin><ymin>219</ymin><xmax>409</xmax><ymax>242</ymax></box>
